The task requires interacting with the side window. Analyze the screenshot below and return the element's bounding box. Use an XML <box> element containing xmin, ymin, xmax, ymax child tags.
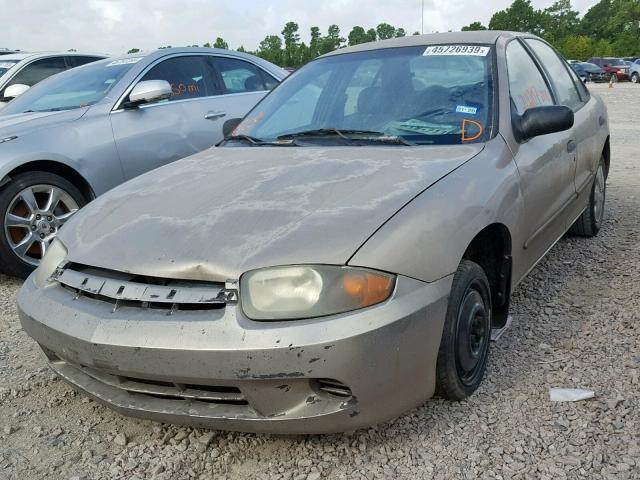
<box><xmin>8</xmin><ymin>57</ymin><xmax>67</xmax><ymax>87</ymax></box>
<box><xmin>525</xmin><ymin>39</ymin><xmax>582</xmax><ymax>110</ymax></box>
<box><xmin>140</xmin><ymin>56</ymin><xmax>218</xmax><ymax>101</ymax></box>
<box><xmin>505</xmin><ymin>41</ymin><xmax>553</xmax><ymax>114</ymax></box>
<box><xmin>67</xmin><ymin>56</ymin><xmax>103</xmax><ymax>68</ymax></box>
<box><xmin>212</xmin><ymin>57</ymin><xmax>272</xmax><ymax>94</ymax></box>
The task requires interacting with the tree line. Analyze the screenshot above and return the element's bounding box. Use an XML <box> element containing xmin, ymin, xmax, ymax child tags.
<box><xmin>127</xmin><ymin>0</ymin><xmax>639</xmax><ymax>66</ymax></box>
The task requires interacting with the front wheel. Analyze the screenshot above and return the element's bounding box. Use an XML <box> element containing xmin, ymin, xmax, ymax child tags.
<box><xmin>569</xmin><ymin>158</ymin><xmax>606</xmax><ymax>237</ymax></box>
<box><xmin>632</xmin><ymin>72</ymin><xmax>639</xmax><ymax>84</ymax></box>
<box><xmin>0</xmin><ymin>172</ymin><xmax>86</xmax><ymax>278</ymax></box>
<box><xmin>436</xmin><ymin>260</ymin><xmax>492</xmax><ymax>401</ymax></box>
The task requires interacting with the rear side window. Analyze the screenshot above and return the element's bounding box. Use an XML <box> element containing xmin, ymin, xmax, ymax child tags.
<box><xmin>141</xmin><ymin>55</ymin><xmax>218</xmax><ymax>101</ymax></box>
<box><xmin>67</xmin><ymin>56</ymin><xmax>104</xmax><ymax>68</ymax></box>
<box><xmin>8</xmin><ymin>56</ymin><xmax>67</xmax><ymax>87</ymax></box>
<box><xmin>212</xmin><ymin>57</ymin><xmax>276</xmax><ymax>94</ymax></box>
<box><xmin>505</xmin><ymin>41</ymin><xmax>553</xmax><ymax>114</ymax></box>
<box><xmin>525</xmin><ymin>39</ymin><xmax>582</xmax><ymax>110</ymax></box>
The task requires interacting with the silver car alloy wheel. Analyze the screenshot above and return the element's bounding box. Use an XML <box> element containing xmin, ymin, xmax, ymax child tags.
<box><xmin>4</xmin><ymin>184</ymin><xmax>79</xmax><ymax>266</ymax></box>
<box><xmin>593</xmin><ymin>164</ymin><xmax>605</xmax><ymax>229</ymax></box>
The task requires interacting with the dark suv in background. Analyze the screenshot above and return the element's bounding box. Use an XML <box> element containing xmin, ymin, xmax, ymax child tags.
<box><xmin>587</xmin><ymin>57</ymin><xmax>630</xmax><ymax>82</ymax></box>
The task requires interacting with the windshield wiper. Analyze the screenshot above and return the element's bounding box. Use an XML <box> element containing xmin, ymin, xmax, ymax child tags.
<box><xmin>220</xmin><ymin>134</ymin><xmax>297</xmax><ymax>147</ymax></box>
<box><xmin>277</xmin><ymin>128</ymin><xmax>413</xmax><ymax>146</ymax></box>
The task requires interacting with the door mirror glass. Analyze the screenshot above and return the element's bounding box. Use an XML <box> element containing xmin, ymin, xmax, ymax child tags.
<box><xmin>517</xmin><ymin>105</ymin><xmax>574</xmax><ymax>141</ymax></box>
<box><xmin>125</xmin><ymin>80</ymin><xmax>172</xmax><ymax>108</ymax></box>
<box><xmin>3</xmin><ymin>83</ymin><xmax>30</xmax><ymax>100</ymax></box>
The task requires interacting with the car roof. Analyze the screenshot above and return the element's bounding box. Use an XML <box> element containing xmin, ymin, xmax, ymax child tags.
<box><xmin>321</xmin><ymin>30</ymin><xmax>534</xmax><ymax>57</ymax></box>
<box><xmin>0</xmin><ymin>52</ymin><xmax>107</xmax><ymax>62</ymax></box>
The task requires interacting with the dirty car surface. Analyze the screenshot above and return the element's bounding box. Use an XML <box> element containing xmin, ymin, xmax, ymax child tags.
<box><xmin>17</xmin><ymin>31</ymin><xmax>610</xmax><ymax>434</ymax></box>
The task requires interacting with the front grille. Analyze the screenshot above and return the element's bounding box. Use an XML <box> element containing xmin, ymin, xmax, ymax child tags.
<box><xmin>53</xmin><ymin>263</ymin><xmax>237</xmax><ymax>312</ymax></box>
<box><xmin>316</xmin><ymin>378</ymin><xmax>352</xmax><ymax>398</ymax></box>
<box><xmin>72</xmin><ymin>362</ymin><xmax>248</xmax><ymax>405</ymax></box>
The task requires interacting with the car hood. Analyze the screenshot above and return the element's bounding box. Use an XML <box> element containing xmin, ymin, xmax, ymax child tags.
<box><xmin>60</xmin><ymin>144</ymin><xmax>484</xmax><ymax>282</ymax></box>
<box><xmin>0</xmin><ymin>108</ymin><xmax>87</xmax><ymax>137</ymax></box>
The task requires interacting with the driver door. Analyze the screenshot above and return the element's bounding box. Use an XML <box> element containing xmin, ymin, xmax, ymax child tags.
<box><xmin>109</xmin><ymin>55</ymin><xmax>224</xmax><ymax>180</ymax></box>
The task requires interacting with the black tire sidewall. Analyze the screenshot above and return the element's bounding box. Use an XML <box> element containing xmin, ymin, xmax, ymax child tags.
<box><xmin>436</xmin><ymin>260</ymin><xmax>492</xmax><ymax>400</ymax></box>
<box><xmin>0</xmin><ymin>171</ymin><xmax>86</xmax><ymax>278</ymax></box>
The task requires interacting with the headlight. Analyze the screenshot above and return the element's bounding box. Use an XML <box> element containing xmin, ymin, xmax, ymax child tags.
<box><xmin>33</xmin><ymin>238</ymin><xmax>67</xmax><ymax>288</ymax></box>
<box><xmin>240</xmin><ymin>265</ymin><xmax>396</xmax><ymax>320</ymax></box>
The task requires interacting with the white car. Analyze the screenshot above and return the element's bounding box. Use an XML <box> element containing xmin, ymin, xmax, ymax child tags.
<box><xmin>0</xmin><ymin>52</ymin><xmax>106</xmax><ymax>108</ymax></box>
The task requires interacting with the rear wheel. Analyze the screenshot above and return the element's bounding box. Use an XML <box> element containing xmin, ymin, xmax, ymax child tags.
<box><xmin>632</xmin><ymin>72</ymin><xmax>639</xmax><ymax>84</ymax></box>
<box><xmin>436</xmin><ymin>260</ymin><xmax>492</xmax><ymax>401</ymax></box>
<box><xmin>0</xmin><ymin>172</ymin><xmax>86</xmax><ymax>278</ymax></box>
<box><xmin>569</xmin><ymin>158</ymin><xmax>606</xmax><ymax>237</ymax></box>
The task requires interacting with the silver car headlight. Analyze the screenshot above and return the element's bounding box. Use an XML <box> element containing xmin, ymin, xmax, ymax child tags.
<box><xmin>33</xmin><ymin>238</ymin><xmax>67</xmax><ymax>288</ymax></box>
<box><xmin>240</xmin><ymin>265</ymin><xmax>396</xmax><ymax>320</ymax></box>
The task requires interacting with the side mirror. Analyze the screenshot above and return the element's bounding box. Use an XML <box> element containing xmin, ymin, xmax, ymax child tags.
<box><xmin>223</xmin><ymin>118</ymin><xmax>242</xmax><ymax>138</ymax></box>
<box><xmin>3</xmin><ymin>84</ymin><xmax>30</xmax><ymax>100</ymax></box>
<box><xmin>517</xmin><ymin>105</ymin><xmax>574</xmax><ymax>141</ymax></box>
<box><xmin>124</xmin><ymin>80</ymin><xmax>172</xmax><ymax>108</ymax></box>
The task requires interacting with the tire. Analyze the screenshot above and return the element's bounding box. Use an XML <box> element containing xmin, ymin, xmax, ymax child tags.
<box><xmin>0</xmin><ymin>171</ymin><xmax>86</xmax><ymax>278</ymax></box>
<box><xmin>436</xmin><ymin>259</ymin><xmax>492</xmax><ymax>401</ymax></box>
<box><xmin>632</xmin><ymin>72</ymin><xmax>639</xmax><ymax>84</ymax></box>
<box><xmin>568</xmin><ymin>158</ymin><xmax>606</xmax><ymax>237</ymax></box>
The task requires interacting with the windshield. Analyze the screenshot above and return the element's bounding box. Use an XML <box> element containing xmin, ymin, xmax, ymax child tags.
<box><xmin>0</xmin><ymin>60</ymin><xmax>19</xmax><ymax>76</ymax></box>
<box><xmin>1</xmin><ymin>58</ymin><xmax>139</xmax><ymax>115</ymax></box>
<box><xmin>233</xmin><ymin>45</ymin><xmax>494</xmax><ymax>145</ymax></box>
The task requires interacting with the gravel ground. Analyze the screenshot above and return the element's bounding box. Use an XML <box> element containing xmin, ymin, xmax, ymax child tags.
<box><xmin>1</xmin><ymin>83</ymin><xmax>639</xmax><ymax>480</ymax></box>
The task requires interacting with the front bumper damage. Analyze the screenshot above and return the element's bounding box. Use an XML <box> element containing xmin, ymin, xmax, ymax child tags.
<box><xmin>18</xmin><ymin>272</ymin><xmax>452</xmax><ymax>434</ymax></box>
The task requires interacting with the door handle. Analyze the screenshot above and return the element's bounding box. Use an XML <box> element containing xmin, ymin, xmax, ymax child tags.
<box><xmin>567</xmin><ymin>140</ymin><xmax>577</xmax><ymax>153</ymax></box>
<box><xmin>205</xmin><ymin>111</ymin><xmax>226</xmax><ymax>121</ymax></box>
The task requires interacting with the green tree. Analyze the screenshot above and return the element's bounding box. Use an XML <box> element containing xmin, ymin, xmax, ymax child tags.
<box><xmin>257</xmin><ymin>35</ymin><xmax>284</xmax><ymax>66</ymax></box>
<box><xmin>366</xmin><ymin>28</ymin><xmax>378</xmax><ymax>41</ymax></box>
<box><xmin>593</xmin><ymin>38</ymin><xmax>614</xmax><ymax>56</ymax></box>
<box><xmin>281</xmin><ymin>21</ymin><xmax>300</xmax><ymax>67</ymax></box>
<box><xmin>203</xmin><ymin>42</ymin><xmax>211</xmax><ymax>48</ymax></box>
<box><xmin>319</xmin><ymin>24</ymin><xmax>344</xmax><ymax>55</ymax></box>
<box><xmin>489</xmin><ymin>0</ymin><xmax>546</xmax><ymax>35</ymax></box>
<box><xmin>579</xmin><ymin>0</ymin><xmax>615</xmax><ymax>39</ymax></box>
<box><xmin>543</xmin><ymin>0</ymin><xmax>580</xmax><ymax>42</ymax></box>
<box><xmin>376</xmin><ymin>23</ymin><xmax>397</xmax><ymax>40</ymax></box>
<box><xmin>559</xmin><ymin>35</ymin><xmax>594</xmax><ymax>60</ymax></box>
<box><xmin>348</xmin><ymin>26</ymin><xmax>370</xmax><ymax>46</ymax></box>
<box><xmin>309</xmin><ymin>26</ymin><xmax>322</xmax><ymax>57</ymax></box>
<box><xmin>213</xmin><ymin>37</ymin><xmax>229</xmax><ymax>49</ymax></box>
<box><xmin>127</xmin><ymin>48</ymin><xmax>140</xmax><ymax>54</ymax></box>
<box><xmin>395</xmin><ymin>28</ymin><xmax>406</xmax><ymax>37</ymax></box>
<box><xmin>461</xmin><ymin>21</ymin><xmax>487</xmax><ymax>31</ymax></box>
<box><xmin>236</xmin><ymin>45</ymin><xmax>246</xmax><ymax>53</ymax></box>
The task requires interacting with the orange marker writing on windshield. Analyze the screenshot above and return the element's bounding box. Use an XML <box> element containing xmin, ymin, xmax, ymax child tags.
<box><xmin>461</xmin><ymin>118</ymin><xmax>484</xmax><ymax>142</ymax></box>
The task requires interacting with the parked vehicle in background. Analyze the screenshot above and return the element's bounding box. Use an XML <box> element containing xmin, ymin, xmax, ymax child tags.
<box><xmin>630</xmin><ymin>59</ymin><xmax>640</xmax><ymax>83</ymax></box>
<box><xmin>570</xmin><ymin>62</ymin><xmax>609</xmax><ymax>83</ymax></box>
<box><xmin>0</xmin><ymin>49</ymin><xmax>21</xmax><ymax>56</ymax></box>
<box><xmin>0</xmin><ymin>48</ymin><xmax>287</xmax><ymax>277</ymax></box>
<box><xmin>587</xmin><ymin>57</ymin><xmax>630</xmax><ymax>82</ymax></box>
<box><xmin>0</xmin><ymin>52</ymin><xmax>106</xmax><ymax>108</ymax></box>
<box><xmin>17</xmin><ymin>31</ymin><xmax>610</xmax><ymax>434</ymax></box>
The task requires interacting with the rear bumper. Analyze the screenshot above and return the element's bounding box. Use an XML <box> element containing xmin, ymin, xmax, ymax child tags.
<box><xmin>18</xmin><ymin>273</ymin><xmax>452</xmax><ymax>434</ymax></box>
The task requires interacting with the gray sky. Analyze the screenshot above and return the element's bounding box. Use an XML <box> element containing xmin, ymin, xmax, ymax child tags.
<box><xmin>4</xmin><ymin>0</ymin><xmax>598</xmax><ymax>56</ymax></box>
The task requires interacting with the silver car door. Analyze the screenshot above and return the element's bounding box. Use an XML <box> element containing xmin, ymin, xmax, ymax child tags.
<box><xmin>206</xmin><ymin>55</ymin><xmax>277</xmax><ymax>128</ymax></box>
<box><xmin>505</xmin><ymin>39</ymin><xmax>577</xmax><ymax>270</ymax></box>
<box><xmin>109</xmin><ymin>55</ymin><xmax>222</xmax><ymax>180</ymax></box>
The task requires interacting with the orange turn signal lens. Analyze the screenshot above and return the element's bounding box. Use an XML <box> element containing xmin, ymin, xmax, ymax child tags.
<box><xmin>342</xmin><ymin>271</ymin><xmax>395</xmax><ymax>308</ymax></box>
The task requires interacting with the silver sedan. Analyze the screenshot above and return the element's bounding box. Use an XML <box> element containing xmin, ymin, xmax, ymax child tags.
<box><xmin>0</xmin><ymin>48</ymin><xmax>287</xmax><ymax>276</ymax></box>
<box><xmin>18</xmin><ymin>31</ymin><xmax>609</xmax><ymax>434</ymax></box>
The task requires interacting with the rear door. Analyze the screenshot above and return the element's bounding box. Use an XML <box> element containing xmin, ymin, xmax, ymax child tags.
<box><xmin>109</xmin><ymin>54</ymin><xmax>224</xmax><ymax>180</ymax></box>
<box><xmin>207</xmin><ymin>56</ymin><xmax>278</xmax><ymax>124</ymax></box>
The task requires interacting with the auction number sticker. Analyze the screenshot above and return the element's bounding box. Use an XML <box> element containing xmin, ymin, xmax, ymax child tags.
<box><xmin>424</xmin><ymin>45</ymin><xmax>490</xmax><ymax>56</ymax></box>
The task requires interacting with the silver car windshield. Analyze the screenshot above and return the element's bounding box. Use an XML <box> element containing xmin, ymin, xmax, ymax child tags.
<box><xmin>235</xmin><ymin>45</ymin><xmax>494</xmax><ymax>145</ymax></box>
<box><xmin>1</xmin><ymin>59</ymin><xmax>138</xmax><ymax>114</ymax></box>
<box><xmin>0</xmin><ymin>60</ymin><xmax>19</xmax><ymax>76</ymax></box>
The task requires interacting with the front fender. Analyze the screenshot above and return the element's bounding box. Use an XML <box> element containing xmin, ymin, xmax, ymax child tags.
<box><xmin>348</xmin><ymin>135</ymin><xmax>524</xmax><ymax>286</ymax></box>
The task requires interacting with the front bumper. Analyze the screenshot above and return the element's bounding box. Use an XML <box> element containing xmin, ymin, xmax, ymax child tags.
<box><xmin>18</xmin><ymin>273</ymin><xmax>451</xmax><ymax>434</ymax></box>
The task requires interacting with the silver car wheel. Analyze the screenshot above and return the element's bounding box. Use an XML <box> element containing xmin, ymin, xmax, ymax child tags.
<box><xmin>592</xmin><ymin>164</ymin><xmax>605</xmax><ymax>228</ymax></box>
<box><xmin>4</xmin><ymin>184</ymin><xmax>79</xmax><ymax>266</ymax></box>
